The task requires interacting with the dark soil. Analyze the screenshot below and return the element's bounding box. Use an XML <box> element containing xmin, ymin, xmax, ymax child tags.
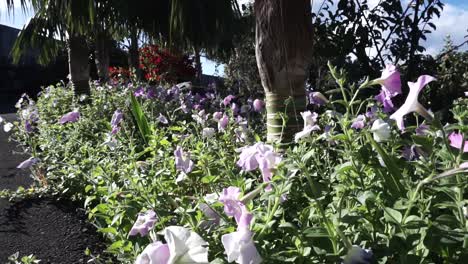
<box><xmin>0</xmin><ymin>113</ymin><xmax>107</xmax><ymax>263</ymax></box>
<box><xmin>0</xmin><ymin>199</ymin><xmax>106</xmax><ymax>263</ymax></box>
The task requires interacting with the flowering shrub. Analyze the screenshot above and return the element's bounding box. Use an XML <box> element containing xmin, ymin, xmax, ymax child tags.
<box><xmin>109</xmin><ymin>66</ymin><xmax>132</xmax><ymax>83</ymax></box>
<box><xmin>139</xmin><ymin>45</ymin><xmax>197</xmax><ymax>84</ymax></box>
<box><xmin>5</xmin><ymin>63</ymin><xmax>468</xmax><ymax>263</ymax></box>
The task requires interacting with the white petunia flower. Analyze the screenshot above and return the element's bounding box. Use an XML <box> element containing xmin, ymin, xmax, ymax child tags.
<box><xmin>165</xmin><ymin>226</ymin><xmax>209</xmax><ymax>264</ymax></box>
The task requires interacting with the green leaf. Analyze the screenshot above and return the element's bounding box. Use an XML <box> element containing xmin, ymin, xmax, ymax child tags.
<box><xmin>303</xmin><ymin>227</ymin><xmax>330</xmax><ymax>238</ymax></box>
<box><xmin>130</xmin><ymin>94</ymin><xmax>152</xmax><ymax>145</ymax></box>
<box><xmin>201</xmin><ymin>175</ymin><xmax>216</xmax><ymax>183</ymax></box>
<box><xmin>84</xmin><ymin>185</ymin><xmax>93</xmax><ymax>193</ymax></box>
<box><xmin>366</xmin><ymin>133</ymin><xmax>405</xmax><ymax>197</ymax></box>
<box><xmin>411</xmin><ymin>135</ymin><xmax>433</xmax><ymax>153</ymax></box>
<box><xmin>435</xmin><ymin>214</ymin><xmax>459</xmax><ymax>227</ymax></box>
<box><xmin>278</xmin><ymin>222</ymin><xmax>297</xmax><ymax>230</ymax></box>
<box><xmin>384</xmin><ymin>207</ymin><xmax>402</xmax><ymax>224</ymax></box>
<box><xmin>404</xmin><ymin>215</ymin><xmax>425</xmax><ymax>229</ymax></box>
<box><xmin>109</xmin><ymin>240</ymin><xmax>124</xmax><ymax>250</ymax></box>
<box><xmin>99</xmin><ymin>227</ymin><xmax>117</xmax><ymax>235</ymax></box>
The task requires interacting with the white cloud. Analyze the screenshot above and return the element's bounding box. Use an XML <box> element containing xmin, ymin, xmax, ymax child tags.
<box><xmin>423</xmin><ymin>3</ymin><xmax>468</xmax><ymax>55</ymax></box>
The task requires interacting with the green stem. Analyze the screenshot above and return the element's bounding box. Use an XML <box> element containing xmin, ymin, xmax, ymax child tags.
<box><xmin>403</xmin><ymin>173</ymin><xmax>434</xmax><ymax>222</ymax></box>
<box><xmin>304</xmin><ymin>173</ymin><xmax>339</xmax><ymax>253</ymax></box>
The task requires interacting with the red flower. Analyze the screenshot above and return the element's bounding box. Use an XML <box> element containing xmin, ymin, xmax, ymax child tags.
<box><xmin>138</xmin><ymin>44</ymin><xmax>196</xmax><ymax>84</ymax></box>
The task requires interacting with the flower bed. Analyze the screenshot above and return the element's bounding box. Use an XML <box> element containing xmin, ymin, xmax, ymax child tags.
<box><xmin>4</xmin><ymin>65</ymin><xmax>468</xmax><ymax>263</ymax></box>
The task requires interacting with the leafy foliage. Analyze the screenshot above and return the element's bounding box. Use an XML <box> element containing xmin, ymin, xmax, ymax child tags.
<box><xmin>6</xmin><ymin>63</ymin><xmax>468</xmax><ymax>263</ymax></box>
<box><xmin>311</xmin><ymin>0</ymin><xmax>444</xmax><ymax>83</ymax></box>
<box><xmin>424</xmin><ymin>37</ymin><xmax>468</xmax><ymax>116</ymax></box>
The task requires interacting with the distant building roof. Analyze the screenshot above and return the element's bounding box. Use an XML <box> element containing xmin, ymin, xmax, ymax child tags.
<box><xmin>0</xmin><ymin>24</ymin><xmax>37</xmax><ymax>64</ymax></box>
<box><xmin>0</xmin><ymin>24</ymin><xmax>20</xmax><ymax>59</ymax></box>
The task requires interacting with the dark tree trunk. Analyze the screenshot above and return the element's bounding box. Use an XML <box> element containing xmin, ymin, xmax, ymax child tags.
<box><xmin>68</xmin><ymin>34</ymin><xmax>90</xmax><ymax>96</ymax></box>
<box><xmin>194</xmin><ymin>46</ymin><xmax>203</xmax><ymax>82</ymax></box>
<box><xmin>95</xmin><ymin>30</ymin><xmax>110</xmax><ymax>82</ymax></box>
<box><xmin>129</xmin><ymin>27</ymin><xmax>142</xmax><ymax>80</ymax></box>
<box><xmin>254</xmin><ymin>0</ymin><xmax>314</xmax><ymax>143</ymax></box>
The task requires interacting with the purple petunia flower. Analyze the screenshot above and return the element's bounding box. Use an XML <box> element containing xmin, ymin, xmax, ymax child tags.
<box><xmin>134</xmin><ymin>241</ymin><xmax>170</xmax><ymax>264</ymax></box>
<box><xmin>448</xmin><ymin>132</ymin><xmax>468</xmax><ymax>153</ymax></box>
<box><xmin>223</xmin><ymin>95</ymin><xmax>236</xmax><ymax>106</ymax></box>
<box><xmin>375</xmin><ymin>90</ymin><xmax>395</xmax><ymax>113</ymax></box>
<box><xmin>365</xmin><ymin>106</ymin><xmax>378</xmax><ymax>120</ymax></box>
<box><xmin>231</xmin><ymin>103</ymin><xmax>240</xmax><ymax>115</ymax></box>
<box><xmin>110</xmin><ymin>110</ymin><xmax>123</xmax><ymax>135</ymax></box>
<box><xmin>308</xmin><ymin>91</ymin><xmax>328</xmax><ymax>106</ymax></box>
<box><xmin>213</xmin><ymin>111</ymin><xmax>223</xmax><ymax>122</ymax></box>
<box><xmin>375</xmin><ymin>65</ymin><xmax>402</xmax><ymax>96</ymax></box>
<box><xmin>157</xmin><ymin>114</ymin><xmax>169</xmax><ymax>124</ymax></box>
<box><xmin>253</xmin><ymin>99</ymin><xmax>264</xmax><ymax>112</ymax></box>
<box><xmin>218</xmin><ymin>114</ymin><xmax>229</xmax><ymax>131</ymax></box>
<box><xmin>237</xmin><ymin>145</ymin><xmax>260</xmax><ymax>172</ymax></box>
<box><xmin>373</xmin><ymin>65</ymin><xmax>401</xmax><ymax>113</ymax></box>
<box><xmin>145</xmin><ymin>88</ymin><xmax>156</xmax><ymax>99</ymax></box>
<box><xmin>17</xmin><ymin>157</ymin><xmax>39</xmax><ymax>169</ymax></box>
<box><xmin>174</xmin><ymin>146</ymin><xmax>194</xmax><ymax>174</ymax></box>
<box><xmin>219</xmin><ymin>186</ymin><xmax>245</xmax><ymax>223</ymax></box>
<box><xmin>295</xmin><ymin>111</ymin><xmax>320</xmax><ymax>142</ymax></box>
<box><xmin>402</xmin><ymin>145</ymin><xmax>426</xmax><ymax>161</ymax></box>
<box><xmin>221</xmin><ymin>206</ymin><xmax>262</xmax><ymax>264</ymax></box>
<box><xmin>134</xmin><ymin>87</ymin><xmax>146</xmax><ymax>97</ymax></box>
<box><xmin>59</xmin><ymin>111</ymin><xmax>80</xmax><ymax>124</ymax></box>
<box><xmin>460</xmin><ymin>162</ymin><xmax>468</xmax><ymax>169</ymax></box>
<box><xmin>25</xmin><ymin>120</ymin><xmax>33</xmax><ymax>133</ymax></box>
<box><xmin>415</xmin><ymin>124</ymin><xmax>430</xmax><ymax>135</ymax></box>
<box><xmin>129</xmin><ymin>210</ymin><xmax>158</xmax><ymax>237</ymax></box>
<box><xmin>257</xmin><ymin>150</ymin><xmax>282</xmax><ymax>190</ymax></box>
<box><xmin>351</xmin><ymin>115</ymin><xmax>366</xmax><ymax>130</ymax></box>
<box><xmin>237</xmin><ymin>143</ymin><xmax>282</xmax><ymax>187</ymax></box>
<box><xmin>390</xmin><ymin>75</ymin><xmax>435</xmax><ymax>130</ymax></box>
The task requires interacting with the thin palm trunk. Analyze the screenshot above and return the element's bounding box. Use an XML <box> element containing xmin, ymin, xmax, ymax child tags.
<box><xmin>255</xmin><ymin>0</ymin><xmax>313</xmax><ymax>143</ymax></box>
<box><xmin>194</xmin><ymin>46</ymin><xmax>203</xmax><ymax>82</ymax></box>
<box><xmin>68</xmin><ymin>34</ymin><xmax>91</xmax><ymax>96</ymax></box>
<box><xmin>95</xmin><ymin>30</ymin><xmax>110</xmax><ymax>82</ymax></box>
<box><xmin>129</xmin><ymin>26</ymin><xmax>142</xmax><ymax>80</ymax></box>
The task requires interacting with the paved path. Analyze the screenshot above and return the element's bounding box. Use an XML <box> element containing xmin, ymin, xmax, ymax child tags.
<box><xmin>0</xmin><ymin>113</ymin><xmax>105</xmax><ymax>263</ymax></box>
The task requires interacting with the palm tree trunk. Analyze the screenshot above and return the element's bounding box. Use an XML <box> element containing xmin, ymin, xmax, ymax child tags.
<box><xmin>194</xmin><ymin>46</ymin><xmax>203</xmax><ymax>82</ymax></box>
<box><xmin>68</xmin><ymin>34</ymin><xmax>91</xmax><ymax>96</ymax></box>
<box><xmin>95</xmin><ymin>30</ymin><xmax>110</xmax><ymax>82</ymax></box>
<box><xmin>254</xmin><ymin>0</ymin><xmax>313</xmax><ymax>143</ymax></box>
<box><xmin>129</xmin><ymin>26</ymin><xmax>142</xmax><ymax>80</ymax></box>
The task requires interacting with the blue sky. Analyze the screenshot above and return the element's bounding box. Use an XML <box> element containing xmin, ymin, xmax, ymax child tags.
<box><xmin>2</xmin><ymin>0</ymin><xmax>467</xmax><ymax>76</ymax></box>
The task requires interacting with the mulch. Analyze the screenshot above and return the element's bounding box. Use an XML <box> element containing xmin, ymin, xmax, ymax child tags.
<box><xmin>0</xmin><ymin>113</ymin><xmax>107</xmax><ymax>263</ymax></box>
<box><xmin>0</xmin><ymin>199</ymin><xmax>106</xmax><ymax>263</ymax></box>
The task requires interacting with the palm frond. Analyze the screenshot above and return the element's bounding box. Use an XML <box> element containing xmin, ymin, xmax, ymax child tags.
<box><xmin>11</xmin><ymin>15</ymin><xmax>64</xmax><ymax>65</ymax></box>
